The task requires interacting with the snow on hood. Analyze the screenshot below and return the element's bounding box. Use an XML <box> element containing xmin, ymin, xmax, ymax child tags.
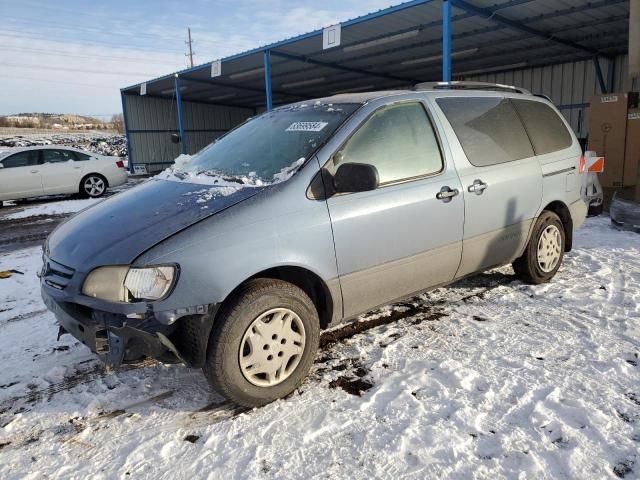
<box><xmin>155</xmin><ymin>155</ymin><xmax>306</xmax><ymax>204</ymax></box>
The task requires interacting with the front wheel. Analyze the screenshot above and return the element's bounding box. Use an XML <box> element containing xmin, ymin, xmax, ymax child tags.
<box><xmin>513</xmin><ymin>211</ymin><xmax>565</xmax><ymax>284</ymax></box>
<box><xmin>203</xmin><ymin>278</ymin><xmax>320</xmax><ymax>407</ymax></box>
<box><xmin>80</xmin><ymin>174</ymin><xmax>107</xmax><ymax>198</ymax></box>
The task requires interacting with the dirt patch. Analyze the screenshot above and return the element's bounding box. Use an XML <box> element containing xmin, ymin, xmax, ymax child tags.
<box><xmin>320</xmin><ymin>305</ymin><xmax>445</xmax><ymax>349</ymax></box>
<box><xmin>329</xmin><ymin>377</ymin><xmax>374</xmax><ymax>396</ymax></box>
<box><xmin>183</xmin><ymin>434</ymin><xmax>200</xmax><ymax>443</ymax></box>
<box><xmin>613</xmin><ymin>460</ymin><xmax>634</xmax><ymax>478</ymax></box>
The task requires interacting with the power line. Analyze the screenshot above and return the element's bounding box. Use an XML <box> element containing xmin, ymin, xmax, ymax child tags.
<box><xmin>3</xmin><ymin>15</ymin><xmax>199</xmax><ymax>45</ymax></box>
<box><xmin>0</xmin><ymin>31</ymin><xmax>187</xmax><ymax>55</ymax></box>
<box><xmin>5</xmin><ymin>75</ymin><xmax>119</xmax><ymax>89</ymax></box>
<box><xmin>0</xmin><ymin>46</ymin><xmax>181</xmax><ymax>65</ymax></box>
<box><xmin>2</xmin><ymin>13</ymin><xmax>249</xmax><ymax>47</ymax></box>
<box><xmin>4</xmin><ymin>62</ymin><xmax>160</xmax><ymax>77</ymax></box>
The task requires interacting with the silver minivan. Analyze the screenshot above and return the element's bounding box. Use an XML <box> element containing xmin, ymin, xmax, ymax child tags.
<box><xmin>42</xmin><ymin>82</ymin><xmax>588</xmax><ymax>406</ymax></box>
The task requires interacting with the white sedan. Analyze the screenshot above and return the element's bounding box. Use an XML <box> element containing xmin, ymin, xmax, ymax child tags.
<box><xmin>0</xmin><ymin>146</ymin><xmax>128</xmax><ymax>206</ymax></box>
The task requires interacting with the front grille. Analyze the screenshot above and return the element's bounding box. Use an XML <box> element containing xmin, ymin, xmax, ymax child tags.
<box><xmin>42</xmin><ymin>257</ymin><xmax>76</xmax><ymax>289</ymax></box>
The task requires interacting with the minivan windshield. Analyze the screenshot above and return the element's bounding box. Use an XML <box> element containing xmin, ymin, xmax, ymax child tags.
<box><xmin>171</xmin><ymin>102</ymin><xmax>359</xmax><ymax>184</ymax></box>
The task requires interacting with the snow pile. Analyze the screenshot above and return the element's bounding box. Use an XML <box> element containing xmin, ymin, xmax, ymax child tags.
<box><xmin>157</xmin><ymin>156</ymin><xmax>306</xmax><ymax>202</ymax></box>
<box><xmin>0</xmin><ymin>133</ymin><xmax>127</xmax><ymax>158</ymax></box>
<box><xmin>0</xmin><ymin>216</ymin><xmax>638</xmax><ymax>479</ymax></box>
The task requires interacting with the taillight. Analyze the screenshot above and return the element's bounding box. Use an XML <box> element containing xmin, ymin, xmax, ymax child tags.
<box><xmin>116</xmin><ymin>160</ymin><xmax>125</xmax><ymax>169</ymax></box>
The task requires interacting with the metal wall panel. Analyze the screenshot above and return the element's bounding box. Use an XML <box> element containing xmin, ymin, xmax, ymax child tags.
<box><xmin>123</xmin><ymin>95</ymin><xmax>253</xmax><ymax>172</ymax></box>
<box><xmin>461</xmin><ymin>54</ymin><xmax>636</xmax><ymax>138</ymax></box>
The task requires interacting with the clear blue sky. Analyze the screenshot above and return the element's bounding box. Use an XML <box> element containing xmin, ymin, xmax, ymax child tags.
<box><xmin>0</xmin><ymin>0</ymin><xmax>396</xmax><ymax>117</ymax></box>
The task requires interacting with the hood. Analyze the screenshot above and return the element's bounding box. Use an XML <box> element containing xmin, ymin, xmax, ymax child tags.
<box><xmin>46</xmin><ymin>178</ymin><xmax>264</xmax><ymax>270</ymax></box>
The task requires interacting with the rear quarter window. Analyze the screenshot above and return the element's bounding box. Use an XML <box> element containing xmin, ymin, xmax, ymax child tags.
<box><xmin>73</xmin><ymin>152</ymin><xmax>92</xmax><ymax>161</ymax></box>
<box><xmin>436</xmin><ymin>97</ymin><xmax>534</xmax><ymax>167</ymax></box>
<box><xmin>511</xmin><ymin>99</ymin><xmax>573</xmax><ymax>155</ymax></box>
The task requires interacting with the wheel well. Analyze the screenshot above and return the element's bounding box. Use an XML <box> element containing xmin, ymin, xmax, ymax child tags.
<box><xmin>221</xmin><ymin>266</ymin><xmax>334</xmax><ymax>330</ymax></box>
<box><xmin>543</xmin><ymin>201</ymin><xmax>573</xmax><ymax>251</ymax></box>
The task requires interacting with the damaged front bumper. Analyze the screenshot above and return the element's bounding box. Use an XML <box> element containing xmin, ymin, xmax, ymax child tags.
<box><xmin>41</xmin><ymin>257</ymin><xmax>217</xmax><ymax>369</ymax></box>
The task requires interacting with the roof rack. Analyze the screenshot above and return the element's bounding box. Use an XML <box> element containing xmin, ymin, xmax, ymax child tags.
<box><xmin>414</xmin><ymin>81</ymin><xmax>531</xmax><ymax>95</ymax></box>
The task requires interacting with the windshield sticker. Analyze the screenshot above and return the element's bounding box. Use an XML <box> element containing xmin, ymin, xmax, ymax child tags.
<box><xmin>286</xmin><ymin>121</ymin><xmax>328</xmax><ymax>132</ymax></box>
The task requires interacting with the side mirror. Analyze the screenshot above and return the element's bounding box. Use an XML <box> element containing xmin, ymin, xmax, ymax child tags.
<box><xmin>333</xmin><ymin>162</ymin><xmax>379</xmax><ymax>193</ymax></box>
<box><xmin>0</xmin><ymin>163</ymin><xmax>4</xmax><ymax>169</ymax></box>
<box><xmin>170</xmin><ymin>133</ymin><xmax>182</xmax><ymax>144</ymax></box>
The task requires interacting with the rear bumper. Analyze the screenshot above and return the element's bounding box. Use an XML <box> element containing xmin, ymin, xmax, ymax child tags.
<box><xmin>569</xmin><ymin>198</ymin><xmax>588</xmax><ymax>231</ymax></box>
<box><xmin>109</xmin><ymin>169</ymin><xmax>128</xmax><ymax>188</ymax></box>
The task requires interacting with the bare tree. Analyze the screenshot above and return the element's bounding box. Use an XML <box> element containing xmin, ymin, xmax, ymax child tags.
<box><xmin>111</xmin><ymin>113</ymin><xmax>124</xmax><ymax>134</ymax></box>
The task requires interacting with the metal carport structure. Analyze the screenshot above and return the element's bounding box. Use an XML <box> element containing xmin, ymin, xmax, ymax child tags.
<box><xmin>121</xmin><ymin>0</ymin><xmax>633</xmax><ymax>173</ymax></box>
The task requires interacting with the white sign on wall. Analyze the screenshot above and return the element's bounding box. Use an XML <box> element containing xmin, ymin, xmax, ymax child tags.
<box><xmin>323</xmin><ymin>24</ymin><xmax>341</xmax><ymax>50</ymax></box>
<box><xmin>133</xmin><ymin>164</ymin><xmax>148</xmax><ymax>175</ymax></box>
<box><xmin>140</xmin><ymin>82</ymin><xmax>147</xmax><ymax>95</ymax></box>
<box><xmin>211</xmin><ymin>60</ymin><xmax>222</xmax><ymax>77</ymax></box>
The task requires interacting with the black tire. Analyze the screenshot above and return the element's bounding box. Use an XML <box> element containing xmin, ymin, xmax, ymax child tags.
<box><xmin>513</xmin><ymin>211</ymin><xmax>565</xmax><ymax>284</ymax></box>
<box><xmin>203</xmin><ymin>278</ymin><xmax>320</xmax><ymax>407</ymax></box>
<box><xmin>80</xmin><ymin>174</ymin><xmax>108</xmax><ymax>198</ymax></box>
<box><xmin>588</xmin><ymin>203</ymin><xmax>604</xmax><ymax>217</ymax></box>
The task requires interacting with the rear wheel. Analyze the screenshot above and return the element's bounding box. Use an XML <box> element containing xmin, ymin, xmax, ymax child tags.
<box><xmin>203</xmin><ymin>278</ymin><xmax>320</xmax><ymax>407</ymax></box>
<box><xmin>80</xmin><ymin>174</ymin><xmax>107</xmax><ymax>198</ymax></box>
<box><xmin>513</xmin><ymin>211</ymin><xmax>565</xmax><ymax>284</ymax></box>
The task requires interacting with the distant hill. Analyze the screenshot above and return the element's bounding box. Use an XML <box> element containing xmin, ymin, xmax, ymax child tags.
<box><xmin>0</xmin><ymin>113</ymin><xmax>116</xmax><ymax>130</ymax></box>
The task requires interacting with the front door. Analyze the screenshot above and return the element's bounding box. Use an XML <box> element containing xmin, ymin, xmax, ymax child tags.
<box><xmin>325</xmin><ymin>101</ymin><xmax>464</xmax><ymax>318</ymax></box>
<box><xmin>432</xmin><ymin>95</ymin><xmax>543</xmax><ymax>278</ymax></box>
<box><xmin>0</xmin><ymin>150</ymin><xmax>43</xmax><ymax>200</ymax></box>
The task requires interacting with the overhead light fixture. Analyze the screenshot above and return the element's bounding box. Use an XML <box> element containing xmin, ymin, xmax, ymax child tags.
<box><xmin>456</xmin><ymin>62</ymin><xmax>527</xmax><ymax>77</ymax></box>
<box><xmin>343</xmin><ymin>30</ymin><xmax>420</xmax><ymax>53</ymax></box>
<box><xmin>401</xmin><ymin>48</ymin><xmax>479</xmax><ymax>66</ymax></box>
<box><xmin>208</xmin><ymin>93</ymin><xmax>237</xmax><ymax>101</ymax></box>
<box><xmin>281</xmin><ymin>77</ymin><xmax>326</xmax><ymax>88</ymax></box>
<box><xmin>229</xmin><ymin>67</ymin><xmax>265</xmax><ymax>79</ymax></box>
<box><xmin>330</xmin><ymin>84</ymin><xmax>375</xmax><ymax>94</ymax></box>
<box><xmin>160</xmin><ymin>86</ymin><xmax>187</xmax><ymax>94</ymax></box>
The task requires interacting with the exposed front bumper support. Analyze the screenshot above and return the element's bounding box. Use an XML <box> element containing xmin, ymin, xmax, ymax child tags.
<box><xmin>43</xmin><ymin>288</ymin><xmax>181</xmax><ymax>368</ymax></box>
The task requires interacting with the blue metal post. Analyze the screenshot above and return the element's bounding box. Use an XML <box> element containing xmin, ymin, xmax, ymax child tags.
<box><xmin>175</xmin><ymin>75</ymin><xmax>187</xmax><ymax>154</ymax></box>
<box><xmin>607</xmin><ymin>56</ymin><xmax>615</xmax><ymax>94</ymax></box>
<box><xmin>593</xmin><ymin>56</ymin><xmax>607</xmax><ymax>94</ymax></box>
<box><xmin>120</xmin><ymin>91</ymin><xmax>135</xmax><ymax>174</ymax></box>
<box><xmin>264</xmin><ymin>50</ymin><xmax>273</xmax><ymax>111</ymax></box>
<box><xmin>442</xmin><ymin>0</ymin><xmax>452</xmax><ymax>81</ymax></box>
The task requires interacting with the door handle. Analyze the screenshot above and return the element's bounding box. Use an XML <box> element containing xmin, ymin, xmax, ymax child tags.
<box><xmin>467</xmin><ymin>179</ymin><xmax>488</xmax><ymax>195</ymax></box>
<box><xmin>436</xmin><ymin>186</ymin><xmax>459</xmax><ymax>203</ymax></box>
<box><xmin>73</xmin><ymin>166</ymin><xmax>81</xmax><ymax>169</ymax></box>
<box><xmin>30</xmin><ymin>170</ymin><xmax>39</xmax><ymax>173</ymax></box>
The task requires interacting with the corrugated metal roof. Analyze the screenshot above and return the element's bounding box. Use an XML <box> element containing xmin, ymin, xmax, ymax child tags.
<box><xmin>122</xmin><ymin>0</ymin><xmax>630</xmax><ymax>108</ymax></box>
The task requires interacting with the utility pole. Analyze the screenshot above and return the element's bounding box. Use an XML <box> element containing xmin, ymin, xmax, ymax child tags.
<box><xmin>185</xmin><ymin>27</ymin><xmax>195</xmax><ymax>68</ymax></box>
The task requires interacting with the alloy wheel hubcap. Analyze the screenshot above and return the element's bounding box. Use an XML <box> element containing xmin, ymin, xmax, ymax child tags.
<box><xmin>537</xmin><ymin>224</ymin><xmax>562</xmax><ymax>273</ymax></box>
<box><xmin>239</xmin><ymin>308</ymin><xmax>305</xmax><ymax>387</ymax></box>
<box><xmin>85</xmin><ymin>177</ymin><xmax>105</xmax><ymax>196</ymax></box>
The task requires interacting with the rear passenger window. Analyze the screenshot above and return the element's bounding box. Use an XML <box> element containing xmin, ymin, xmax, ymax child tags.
<box><xmin>512</xmin><ymin>99</ymin><xmax>572</xmax><ymax>155</ymax></box>
<box><xmin>334</xmin><ymin>102</ymin><xmax>442</xmax><ymax>184</ymax></box>
<box><xmin>43</xmin><ymin>150</ymin><xmax>75</xmax><ymax>163</ymax></box>
<box><xmin>437</xmin><ymin>97</ymin><xmax>534</xmax><ymax>167</ymax></box>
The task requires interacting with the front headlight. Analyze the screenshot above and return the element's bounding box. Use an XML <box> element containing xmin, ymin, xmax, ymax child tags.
<box><xmin>124</xmin><ymin>266</ymin><xmax>176</xmax><ymax>301</ymax></box>
<box><xmin>82</xmin><ymin>265</ymin><xmax>177</xmax><ymax>302</ymax></box>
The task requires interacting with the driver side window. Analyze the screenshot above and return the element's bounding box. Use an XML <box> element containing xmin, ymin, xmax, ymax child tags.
<box><xmin>334</xmin><ymin>102</ymin><xmax>443</xmax><ymax>184</ymax></box>
<box><xmin>1</xmin><ymin>151</ymin><xmax>40</xmax><ymax>168</ymax></box>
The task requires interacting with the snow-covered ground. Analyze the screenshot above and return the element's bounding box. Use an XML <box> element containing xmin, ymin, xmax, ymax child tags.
<box><xmin>0</xmin><ymin>179</ymin><xmax>143</xmax><ymax>221</ymax></box>
<box><xmin>0</xmin><ymin>216</ymin><xmax>638</xmax><ymax>479</ymax></box>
